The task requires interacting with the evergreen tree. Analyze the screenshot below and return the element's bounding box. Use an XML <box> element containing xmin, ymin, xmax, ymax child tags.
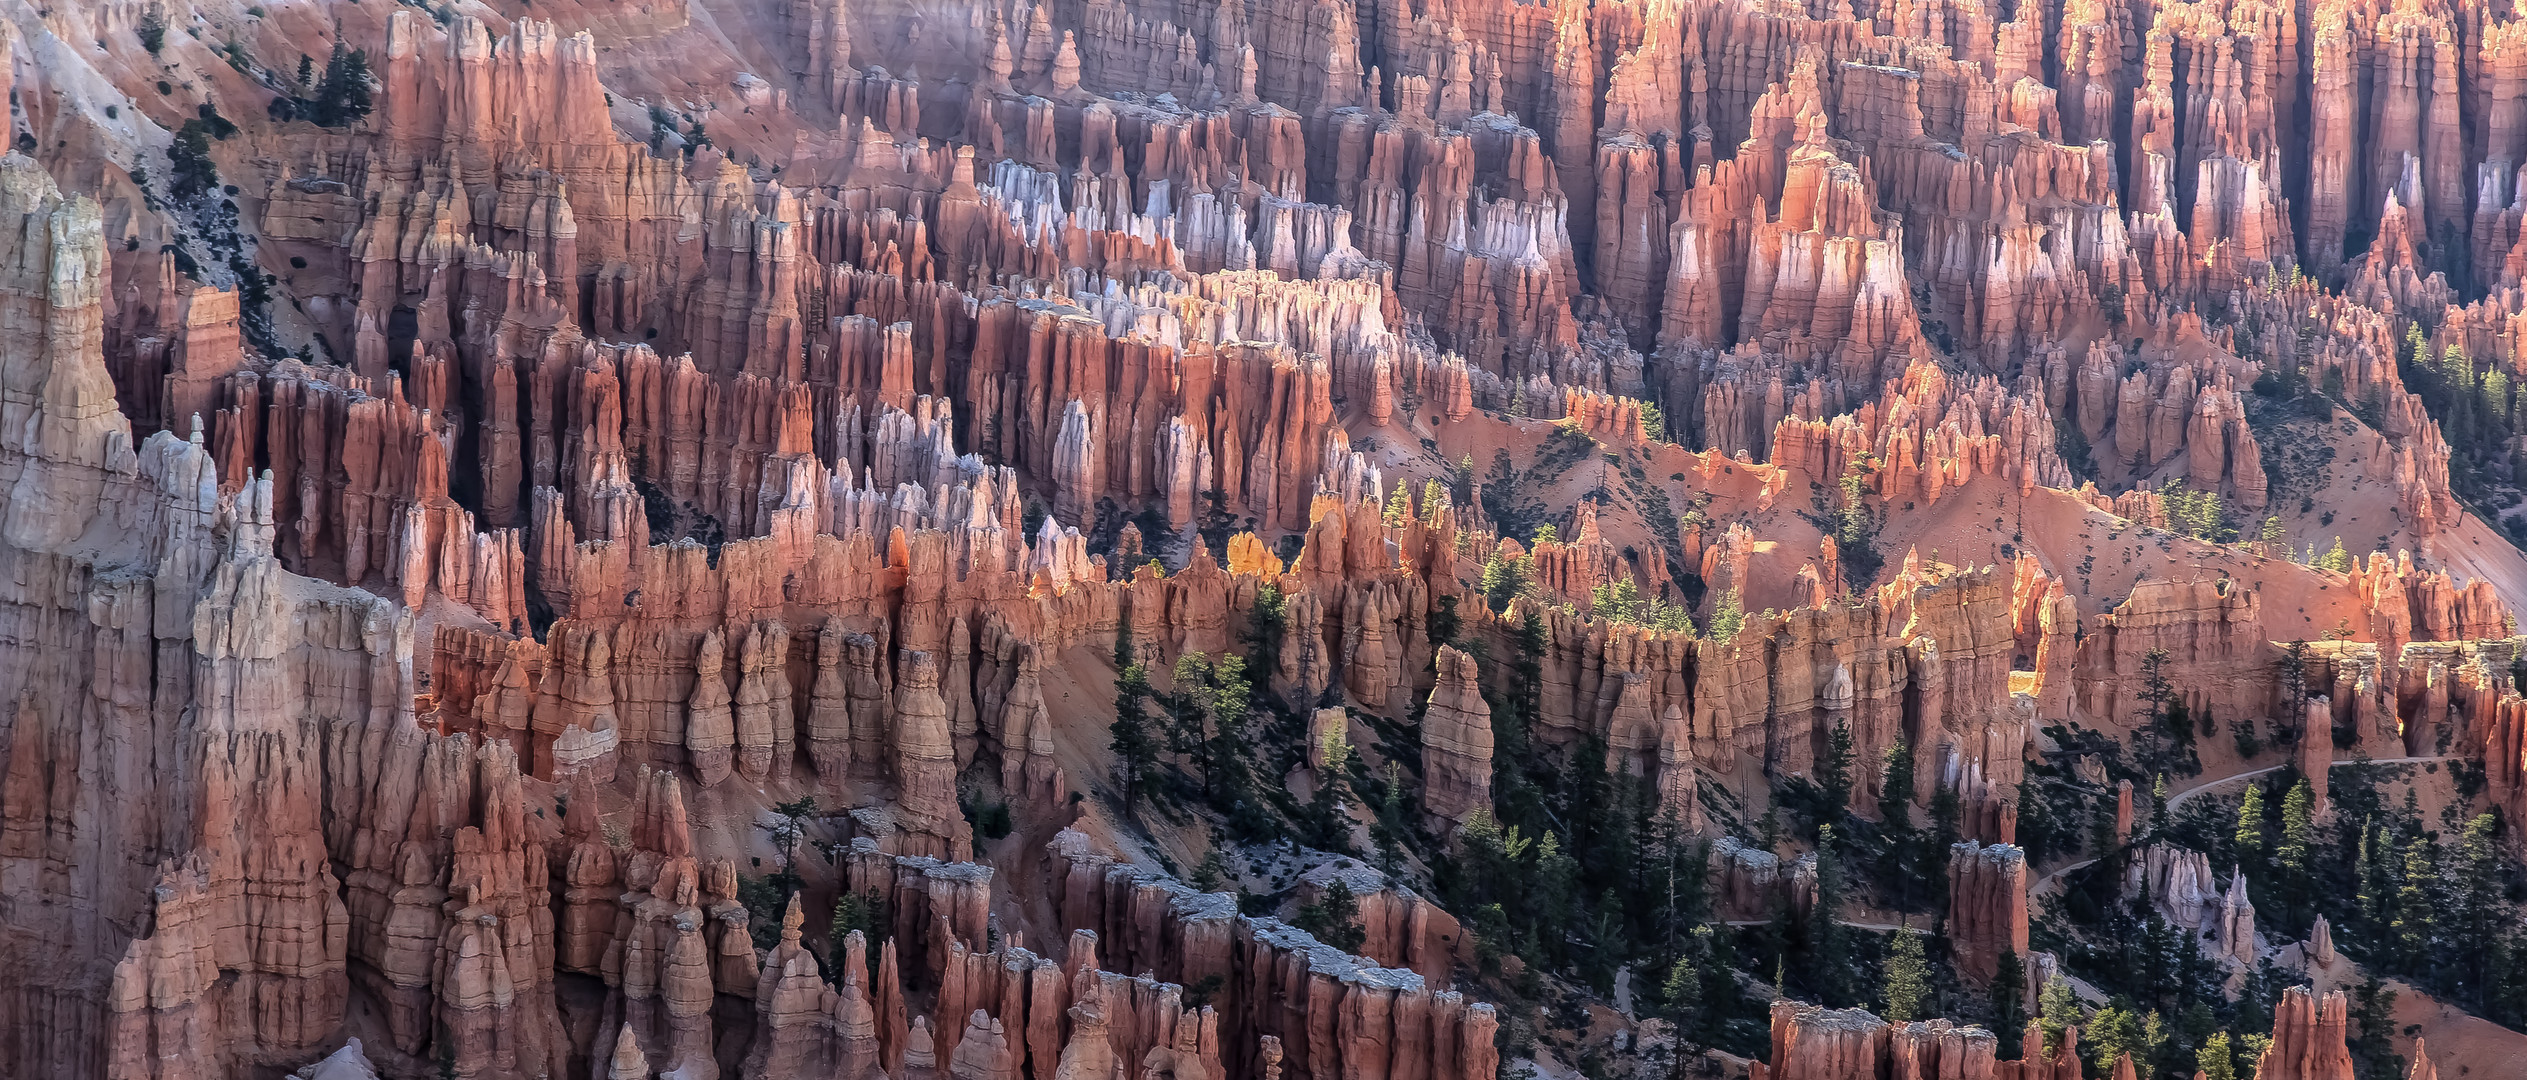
<box><xmin>1802</xmin><ymin>826</ymin><xmax>1854</xmax><ymax>1004</ymax></box>
<box><xmin>1814</xmin><ymin>721</ymin><xmax>1856</xmax><ymax>842</ymax></box>
<box><xmin>307</xmin><ymin>42</ymin><xmax>375</xmax><ymax>127</ymax></box>
<box><xmin>1879</xmin><ymin>741</ymin><xmax>1917</xmax><ymax>829</ymax></box>
<box><xmin>1663</xmin><ymin>951</ymin><xmax>1703</xmax><ymax>1043</ymax></box>
<box><xmin>1881</xmin><ymin>929</ymin><xmax>1930</xmax><ymax>1023</ymax></box>
<box><xmin>1481</xmin><ymin>551</ymin><xmax>1526</xmax><ymax>613</ymax></box>
<box><xmin>1532</xmin><ymin>831</ymin><xmax>1579</xmax><ymax>966</ymax></box>
<box><xmin>1306</xmin><ymin>718</ymin><xmax>1356</xmax><ymax>853</ymax></box>
<box><xmin>1645</xmin><ymin>813</ymin><xmax>1712</xmax><ymax>960</ymax></box>
<box><xmin>1294</xmin><ymin>880</ymin><xmax>1368</xmax><ymax>952</ymax></box>
<box><xmin>1200</xmin><ymin>656</ymin><xmax>1257</xmax><ymax>821</ymax></box>
<box><xmin>1427</xmin><ymin>594</ymin><xmax>1461</xmax><ymax>652</ymax></box>
<box><xmin>1420</xmin><ymin>478</ymin><xmax>1450</xmax><ymax>519</ymax></box>
<box><xmin>1190</xmin><ymin>849</ymin><xmax>1228</xmax><ymax>892</ymax></box>
<box><xmin>1877</xmin><ymin>740</ymin><xmax>1929</xmax><ymax>908</ymax></box>
<box><xmin>1992</xmin><ymin>950</ymin><xmax>2029</xmax><ymax>1058</ymax></box>
<box><xmin>1707</xmin><ymin>589</ymin><xmax>1746</xmax><ymax>643</ymax></box>
<box><xmin>2084</xmin><ymin>1005</ymin><xmax>2145</xmax><ymax>1078</ymax></box>
<box><xmin>2016</xmin><ymin>780</ymin><xmax>2059</xmax><ymax>865</ymax></box>
<box><xmin>2315</xmin><ymin>537</ymin><xmax>2354</xmax><ymax>573</ymax></box>
<box><xmin>2089</xmin><ymin>788</ymin><xmax>2125</xmax><ymax>875</ymax></box>
<box><xmin>2038</xmin><ymin>972</ymin><xmax>2079</xmax><ymax>1055</ymax></box>
<box><xmin>2454</xmin><ymin>813</ymin><xmax>2503</xmax><ymax>1002</ymax></box>
<box><xmin>1835</xmin><ymin>459</ymin><xmax>1883</xmax><ymax>586</ymax></box>
<box><xmin>2395</xmin><ymin>838</ymin><xmax>2438</xmax><ymax>975</ymax></box>
<box><xmin>2349</xmin><ymin>979</ymin><xmax>2404</xmax><ymax>1080</ymax></box>
<box><xmin>2133</xmin><ymin>646</ymin><xmax>2193</xmax><ymax>775</ymax></box>
<box><xmin>166</xmin><ymin>121</ymin><xmax>219</xmax><ymax>202</ymax></box>
<box><xmin>2278</xmin><ymin>780</ymin><xmax>2315</xmax><ymax>929</ymax></box>
<box><xmin>1110</xmin><ymin>664</ymin><xmax>1161</xmax><ymax>810</ymax></box>
<box><xmin>2355</xmin><ymin>817</ymin><xmax>2387</xmax><ymax>931</ymax></box>
<box><xmin>2234</xmin><ymin>783</ymin><xmax>2267</xmax><ymax>877</ymax></box>
<box><xmin>2197</xmin><ymin>1032</ymin><xmax>2238</xmax><ymax>1080</ymax></box>
<box><xmin>1170</xmin><ymin>654</ymin><xmax>1213</xmax><ymax>758</ymax></box>
<box><xmin>829</xmin><ymin>888</ymin><xmax>887</xmax><ymax>971</ymax></box>
<box><xmin>2274</xmin><ymin>641</ymin><xmax>2312</xmax><ymax>740</ymax></box>
<box><xmin>761</xmin><ymin>796</ymin><xmax>819</xmax><ymax>893</ymax></box>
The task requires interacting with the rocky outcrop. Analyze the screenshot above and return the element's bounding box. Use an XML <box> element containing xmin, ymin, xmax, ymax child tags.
<box><xmin>1047</xmin><ymin>830</ymin><xmax>1494</xmax><ymax>1080</ymax></box>
<box><xmin>1946</xmin><ymin>843</ymin><xmax>2029</xmax><ymax>984</ymax></box>
<box><xmin>1420</xmin><ymin>646</ymin><xmax>1494</xmax><ymax>828</ymax></box>
<box><xmin>2254</xmin><ymin>987</ymin><xmax>2356</xmax><ymax>1080</ymax></box>
<box><xmin>1751</xmin><ymin>1001</ymin><xmax>2062</xmax><ymax>1080</ymax></box>
<box><xmin>2124</xmin><ymin>846</ymin><xmax>2257</xmax><ymax>967</ymax></box>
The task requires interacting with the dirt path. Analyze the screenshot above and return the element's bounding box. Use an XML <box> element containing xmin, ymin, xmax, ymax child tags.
<box><xmin>2026</xmin><ymin>755</ymin><xmax>2453</xmax><ymax>897</ymax></box>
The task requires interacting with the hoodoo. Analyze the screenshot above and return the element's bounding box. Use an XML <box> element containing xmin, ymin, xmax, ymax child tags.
<box><xmin>7</xmin><ymin>0</ymin><xmax>2527</xmax><ymax>1076</ymax></box>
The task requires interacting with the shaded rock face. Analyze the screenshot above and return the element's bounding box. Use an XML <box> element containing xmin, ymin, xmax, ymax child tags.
<box><xmin>1419</xmin><ymin>645</ymin><xmax>1494</xmax><ymax>828</ymax></box>
<box><xmin>2254</xmin><ymin>987</ymin><xmax>2357</xmax><ymax>1080</ymax></box>
<box><xmin>1752</xmin><ymin>1001</ymin><xmax>2020</xmax><ymax>1080</ymax></box>
<box><xmin>1945</xmin><ymin>842</ymin><xmax>2029</xmax><ymax>984</ymax></box>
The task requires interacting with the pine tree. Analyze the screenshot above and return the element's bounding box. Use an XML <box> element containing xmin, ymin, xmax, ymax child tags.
<box><xmin>1480</xmin><ymin>552</ymin><xmax>1526</xmax><ymax>613</ymax></box>
<box><xmin>1707</xmin><ymin>589</ymin><xmax>1746</xmax><ymax>643</ymax></box>
<box><xmin>2349</xmin><ymin>979</ymin><xmax>2405</xmax><ymax>1080</ymax></box>
<box><xmin>2278</xmin><ymin>780</ymin><xmax>2315</xmax><ymax>929</ymax></box>
<box><xmin>2084</xmin><ymin>1005</ymin><xmax>2144</xmax><ymax>1077</ymax></box>
<box><xmin>2234</xmin><ymin>782</ymin><xmax>2267</xmax><ymax>877</ymax></box>
<box><xmin>1190</xmin><ymin>849</ymin><xmax>1228</xmax><ymax>892</ymax></box>
<box><xmin>1881</xmin><ymin>929</ymin><xmax>1930</xmax><ymax>1022</ymax></box>
<box><xmin>829</xmin><ymin>888</ymin><xmax>885</xmax><ymax>967</ymax></box>
<box><xmin>308</xmin><ymin>42</ymin><xmax>376</xmax><ymax>127</ymax></box>
<box><xmin>1663</xmin><ymin>952</ymin><xmax>1703</xmax><ymax>1041</ymax></box>
<box><xmin>1814</xmin><ymin>721</ymin><xmax>1856</xmax><ymax>841</ymax></box>
<box><xmin>2315</xmin><ymin>536</ymin><xmax>2354</xmax><ymax>573</ymax></box>
<box><xmin>1110</xmin><ymin>664</ymin><xmax>1161</xmax><ymax>810</ymax></box>
<box><xmin>761</xmin><ymin>796</ymin><xmax>819</xmax><ymax>893</ymax></box>
<box><xmin>2395</xmin><ymin>839</ymin><xmax>2437</xmax><ymax>974</ymax></box>
<box><xmin>2038</xmin><ymin>972</ymin><xmax>2079</xmax><ymax>1055</ymax></box>
<box><xmin>1307</xmin><ymin>717</ymin><xmax>1356</xmax><ymax>853</ymax></box>
<box><xmin>138</xmin><ymin>4</ymin><xmax>167</xmax><ymax>53</ymax></box>
<box><xmin>2355</xmin><ymin>818</ymin><xmax>2387</xmax><ymax>931</ymax></box>
<box><xmin>1201</xmin><ymin>656</ymin><xmax>1256</xmax><ymax>817</ymax></box>
<box><xmin>2274</xmin><ymin>641</ymin><xmax>2312</xmax><ymax>740</ymax></box>
<box><xmin>2016</xmin><ymin>780</ymin><xmax>2058</xmax><ymax>865</ymax></box>
<box><xmin>1294</xmin><ymin>880</ymin><xmax>1368</xmax><ymax>952</ymax></box>
<box><xmin>1992</xmin><ymin>950</ymin><xmax>2029</xmax><ymax>1058</ymax></box>
<box><xmin>1803</xmin><ymin>826</ymin><xmax>1854</xmax><ymax>1005</ymax></box>
<box><xmin>2455</xmin><ymin>814</ymin><xmax>2503</xmax><ymax>1001</ymax></box>
<box><xmin>1532</xmin><ymin>831</ymin><xmax>1579</xmax><ymax>965</ymax></box>
<box><xmin>1880</xmin><ymin>741</ymin><xmax>1917</xmax><ymax>829</ymax></box>
<box><xmin>1170</xmin><ymin>653</ymin><xmax>1212</xmax><ymax>757</ymax></box>
<box><xmin>2197</xmin><ymin>1032</ymin><xmax>2238</xmax><ymax>1080</ymax></box>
